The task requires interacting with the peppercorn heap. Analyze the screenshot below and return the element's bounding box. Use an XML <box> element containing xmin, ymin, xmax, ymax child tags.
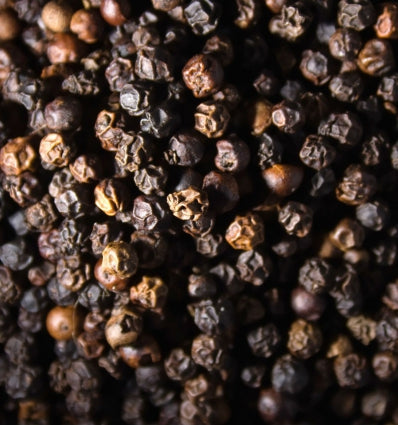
<box><xmin>1</xmin><ymin>0</ymin><xmax>398</xmax><ymax>424</ymax></box>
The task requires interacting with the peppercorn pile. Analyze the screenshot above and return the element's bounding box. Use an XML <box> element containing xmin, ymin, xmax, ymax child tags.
<box><xmin>1</xmin><ymin>0</ymin><xmax>398</xmax><ymax>423</ymax></box>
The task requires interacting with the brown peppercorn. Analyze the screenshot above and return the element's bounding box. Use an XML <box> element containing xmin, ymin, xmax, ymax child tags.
<box><xmin>194</xmin><ymin>101</ymin><xmax>230</xmax><ymax>138</ymax></box>
<box><xmin>0</xmin><ymin>137</ymin><xmax>37</xmax><ymax>176</ymax></box>
<box><xmin>287</xmin><ymin>319</ymin><xmax>322</xmax><ymax>359</ymax></box>
<box><xmin>329</xmin><ymin>218</ymin><xmax>365</xmax><ymax>251</ymax></box>
<box><xmin>94</xmin><ymin>179</ymin><xmax>129</xmax><ymax>216</ymax></box>
<box><xmin>262</xmin><ymin>164</ymin><xmax>304</xmax><ymax>197</ymax></box>
<box><xmin>0</xmin><ymin>8</ymin><xmax>21</xmax><ymax>42</ymax></box>
<box><xmin>326</xmin><ymin>335</ymin><xmax>353</xmax><ymax>359</ymax></box>
<box><xmin>225</xmin><ymin>212</ymin><xmax>264</xmax><ymax>250</ymax></box>
<box><xmin>152</xmin><ymin>0</ymin><xmax>182</xmax><ymax>11</ymax></box>
<box><xmin>56</xmin><ymin>255</ymin><xmax>91</xmax><ymax>292</ymax></box>
<box><xmin>248</xmin><ymin>99</ymin><xmax>273</xmax><ymax>136</ymax></box>
<box><xmin>119</xmin><ymin>335</ymin><xmax>161</xmax><ymax>368</ymax></box>
<box><xmin>100</xmin><ymin>0</ymin><xmax>131</xmax><ymax>26</ymax></box>
<box><xmin>167</xmin><ymin>186</ymin><xmax>209</xmax><ymax>221</ymax></box>
<box><xmin>47</xmin><ymin>33</ymin><xmax>83</xmax><ymax>64</ymax></box>
<box><xmin>70</xmin><ymin>9</ymin><xmax>104</xmax><ymax>44</ymax></box>
<box><xmin>346</xmin><ymin>315</ymin><xmax>376</xmax><ymax>346</ymax></box>
<box><xmin>265</xmin><ymin>0</ymin><xmax>287</xmax><ymax>14</ymax></box>
<box><xmin>357</xmin><ymin>39</ymin><xmax>395</xmax><ymax>77</ymax></box>
<box><xmin>69</xmin><ymin>155</ymin><xmax>102</xmax><ymax>183</ymax></box>
<box><xmin>130</xmin><ymin>276</ymin><xmax>168</xmax><ymax>310</ymax></box>
<box><xmin>334</xmin><ymin>353</ymin><xmax>369</xmax><ymax>389</ymax></box>
<box><xmin>214</xmin><ymin>135</ymin><xmax>250</xmax><ymax>174</ymax></box>
<box><xmin>25</xmin><ymin>194</ymin><xmax>59</xmax><ymax>232</ymax></box>
<box><xmin>105</xmin><ymin>308</ymin><xmax>142</xmax><ymax>349</ymax></box>
<box><xmin>336</xmin><ymin>164</ymin><xmax>376</xmax><ymax>206</ymax></box>
<box><xmin>101</xmin><ymin>241</ymin><xmax>138</xmax><ymax>280</ymax></box>
<box><xmin>372</xmin><ymin>351</ymin><xmax>398</xmax><ymax>382</ymax></box>
<box><xmin>272</xmin><ymin>100</ymin><xmax>305</xmax><ymax>134</ymax></box>
<box><xmin>278</xmin><ymin>201</ymin><xmax>313</xmax><ymax>238</ymax></box>
<box><xmin>39</xmin><ymin>133</ymin><xmax>76</xmax><ymax>169</ymax></box>
<box><xmin>182</xmin><ymin>54</ymin><xmax>224</xmax><ymax>98</ymax></box>
<box><xmin>375</xmin><ymin>3</ymin><xmax>398</xmax><ymax>39</ymax></box>
<box><xmin>46</xmin><ymin>306</ymin><xmax>80</xmax><ymax>341</ymax></box>
<box><xmin>41</xmin><ymin>1</ymin><xmax>74</xmax><ymax>33</ymax></box>
<box><xmin>94</xmin><ymin>258</ymin><xmax>128</xmax><ymax>292</ymax></box>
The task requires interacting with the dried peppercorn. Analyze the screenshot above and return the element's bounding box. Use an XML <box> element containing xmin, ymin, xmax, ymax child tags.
<box><xmin>337</xmin><ymin>0</ymin><xmax>376</xmax><ymax>31</ymax></box>
<box><xmin>336</xmin><ymin>164</ymin><xmax>376</xmax><ymax>205</ymax></box>
<box><xmin>375</xmin><ymin>3</ymin><xmax>398</xmax><ymax>39</ymax></box>
<box><xmin>271</xmin><ymin>354</ymin><xmax>309</xmax><ymax>394</ymax></box>
<box><xmin>247</xmin><ymin>324</ymin><xmax>281</xmax><ymax>358</ymax></box>
<box><xmin>278</xmin><ymin>201</ymin><xmax>313</xmax><ymax>238</ymax></box>
<box><xmin>41</xmin><ymin>1</ymin><xmax>73</xmax><ymax>33</ymax></box>
<box><xmin>135</xmin><ymin>46</ymin><xmax>174</xmax><ymax>83</ymax></box>
<box><xmin>101</xmin><ymin>241</ymin><xmax>138</xmax><ymax>279</ymax></box>
<box><xmin>287</xmin><ymin>319</ymin><xmax>322</xmax><ymax>359</ymax></box>
<box><xmin>329</xmin><ymin>218</ymin><xmax>365</xmax><ymax>252</ymax></box>
<box><xmin>105</xmin><ymin>308</ymin><xmax>142</xmax><ymax>349</ymax></box>
<box><xmin>202</xmin><ymin>171</ymin><xmax>239</xmax><ymax>215</ymax></box>
<box><xmin>39</xmin><ymin>133</ymin><xmax>76</xmax><ymax>170</ymax></box>
<box><xmin>46</xmin><ymin>306</ymin><xmax>81</xmax><ymax>341</ymax></box>
<box><xmin>299</xmin><ymin>135</ymin><xmax>336</xmax><ymax>170</ymax></box>
<box><xmin>25</xmin><ymin>194</ymin><xmax>59</xmax><ymax>232</ymax></box>
<box><xmin>300</xmin><ymin>50</ymin><xmax>332</xmax><ymax>86</ymax></box>
<box><xmin>100</xmin><ymin>0</ymin><xmax>131</xmax><ymax>26</ymax></box>
<box><xmin>225</xmin><ymin>212</ymin><xmax>264</xmax><ymax>251</ymax></box>
<box><xmin>236</xmin><ymin>249</ymin><xmax>272</xmax><ymax>286</ymax></box>
<box><xmin>94</xmin><ymin>179</ymin><xmax>130</xmax><ymax>216</ymax></box>
<box><xmin>167</xmin><ymin>186</ymin><xmax>209</xmax><ymax>221</ymax></box>
<box><xmin>357</xmin><ymin>39</ymin><xmax>395</xmax><ymax>77</ymax></box>
<box><xmin>119</xmin><ymin>335</ymin><xmax>161</xmax><ymax>368</ymax></box>
<box><xmin>262</xmin><ymin>164</ymin><xmax>303</xmax><ymax>197</ymax></box>
<box><xmin>298</xmin><ymin>257</ymin><xmax>333</xmax><ymax>295</ymax></box>
<box><xmin>130</xmin><ymin>276</ymin><xmax>168</xmax><ymax>310</ymax></box>
<box><xmin>318</xmin><ymin>111</ymin><xmax>363</xmax><ymax>146</ymax></box>
<box><xmin>329</xmin><ymin>28</ymin><xmax>362</xmax><ymax>61</ymax></box>
<box><xmin>247</xmin><ymin>98</ymin><xmax>273</xmax><ymax>136</ymax></box>
<box><xmin>271</xmin><ymin>100</ymin><xmax>305</xmax><ymax>134</ymax></box>
<box><xmin>372</xmin><ymin>351</ymin><xmax>398</xmax><ymax>382</ymax></box>
<box><xmin>70</xmin><ymin>9</ymin><xmax>104</xmax><ymax>44</ymax></box>
<box><xmin>194</xmin><ymin>101</ymin><xmax>230</xmax><ymax>138</ymax></box>
<box><xmin>329</xmin><ymin>72</ymin><xmax>363</xmax><ymax>103</ymax></box>
<box><xmin>334</xmin><ymin>353</ymin><xmax>369</xmax><ymax>389</ymax></box>
<box><xmin>46</xmin><ymin>33</ymin><xmax>83</xmax><ymax>64</ymax></box>
<box><xmin>184</xmin><ymin>0</ymin><xmax>221</xmax><ymax>36</ymax></box>
<box><xmin>165</xmin><ymin>130</ymin><xmax>205</xmax><ymax>167</ymax></box>
<box><xmin>291</xmin><ymin>287</ymin><xmax>326</xmax><ymax>321</ymax></box>
<box><xmin>0</xmin><ymin>137</ymin><xmax>37</xmax><ymax>176</ymax></box>
<box><xmin>44</xmin><ymin>97</ymin><xmax>82</xmax><ymax>132</ymax></box>
<box><xmin>182</xmin><ymin>54</ymin><xmax>224</xmax><ymax>98</ymax></box>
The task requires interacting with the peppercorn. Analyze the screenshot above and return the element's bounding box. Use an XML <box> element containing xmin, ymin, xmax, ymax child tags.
<box><xmin>357</xmin><ymin>39</ymin><xmax>395</xmax><ymax>77</ymax></box>
<box><xmin>46</xmin><ymin>306</ymin><xmax>80</xmax><ymax>341</ymax></box>
<box><xmin>105</xmin><ymin>308</ymin><xmax>142</xmax><ymax>349</ymax></box>
<box><xmin>100</xmin><ymin>0</ymin><xmax>131</xmax><ymax>26</ymax></box>
<box><xmin>194</xmin><ymin>101</ymin><xmax>230</xmax><ymax>138</ymax></box>
<box><xmin>278</xmin><ymin>201</ymin><xmax>313</xmax><ymax>238</ymax></box>
<box><xmin>225</xmin><ymin>212</ymin><xmax>264</xmax><ymax>250</ymax></box>
<box><xmin>336</xmin><ymin>164</ymin><xmax>376</xmax><ymax>205</ymax></box>
<box><xmin>70</xmin><ymin>9</ymin><xmax>104</xmax><ymax>44</ymax></box>
<box><xmin>287</xmin><ymin>319</ymin><xmax>322</xmax><ymax>359</ymax></box>
<box><xmin>167</xmin><ymin>186</ymin><xmax>209</xmax><ymax>221</ymax></box>
<box><xmin>262</xmin><ymin>164</ymin><xmax>303</xmax><ymax>197</ymax></box>
<box><xmin>272</xmin><ymin>100</ymin><xmax>305</xmax><ymax>134</ymax></box>
<box><xmin>375</xmin><ymin>3</ymin><xmax>398</xmax><ymax>39</ymax></box>
<box><xmin>39</xmin><ymin>133</ymin><xmax>76</xmax><ymax>169</ymax></box>
<box><xmin>0</xmin><ymin>8</ymin><xmax>21</xmax><ymax>42</ymax></box>
<box><xmin>130</xmin><ymin>276</ymin><xmax>168</xmax><ymax>310</ymax></box>
<box><xmin>119</xmin><ymin>335</ymin><xmax>161</xmax><ymax>368</ymax></box>
<box><xmin>0</xmin><ymin>137</ymin><xmax>37</xmax><ymax>176</ymax></box>
<box><xmin>337</xmin><ymin>0</ymin><xmax>376</xmax><ymax>31</ymax></box>
<box><xmin>46</xmin><ymin>33</ymin><xmax>83</xmax><ymax>64</ymax></box>
<box><xmin>202</xmin><ymin>171</ymin><xmax>239</xmax><ymax>215</ymax></box>
<box><xmin>94</xmin><ymin>179</ymin><xmax>130</xmax><ymax>216</ymax></box>
<box><xmin>101</xmin><ymin>241</ymin><xmax>138</xmax><ymax>279</ymax></box>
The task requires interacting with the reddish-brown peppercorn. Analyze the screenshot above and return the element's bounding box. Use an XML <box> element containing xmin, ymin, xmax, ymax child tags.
<box><xmin>265</xmin><ymin>0</ymin><xmax>287</xmax><ymax>14</ymax></box>
<box><xmin>100</xmin><ymin>0</ymin><xmax>131</xmax><ymax>26</ymax></box>
<box><xmin>225</xmin><ymin>212</ymin><xmax>264</xmax><ymax>250</ymax></box>
<box><xmin>194</xmin><ymin>101</ymin><xmax>230</xmax><ymax>138</ymax></box>
<box><xmin>46</xmin><ymin>306</ymin><xmax>80</xmax><ymax>341</ymax></box>
<box><xmin>182</xmin><ymin>54</ymin><xmax>224</xmax><ymax>98</ymax></box>
<box><xmin>39</xmin><ymin>133</ymin><xmax>76</xmax><ymax>169</ymax></box>
<box><xmin>119</xmin><ymin>335</ymin><xmax>161</xmax><ymax>368</ymax></box>
<box><xmin>130</xmin><ymin>276</ymin><xmax>168</xmax><ymax>310</ymax></box>
<box><xmin>41</xmin><ymin>1</ymin><xmax>74</xmax><ymax>33</ymax></box>
<box><xmin>262</xmin><ymin>164</ymin><xmax>304</xmax><ymax>197</ymax></box>
<box><xmin>167</xmin><ymin>186</ymin><xmax>209</xmax><ymax>221</ymax></box>
<box><xmin>47</xmin><ymin>33</ymin><xmax>83</xmax><ymax>64</ymax></box>
<box><xmin>327</xmin><ymin>335</ymin><xmax>353</xmax><ymax>359</ymax></box>
<box><xmin>94</xmin><ymin>179</ymin><xmax>129</xmax><ymax>216</ymax></box>
<box><xmin>94</xmin><ymin>258</ymin><xmax>128</xmax><ymax>292</ymax></box>
<box><xmin>0</xmin><ymin>8</ymin><xmax>21</xmax><ymax>42</ymax></box>
<box><xmin>70</xmin><ymin>9</ymin><xmax>104</xmax><ymax>44</ymax></box>
<box><xmin>248</xmin><ymin>99</ymin><xmax>273</xmax><ymax>136</ymax></box>
<box><xmin>102</xmin><ymin>241</ymin><xmax>138</xmax><ymax>279</ymax></box>
<box><xmin>105</xmin><ymin>308</ymin><xmax>142</xmax><ymax>349</ymax></box>
<box><xmin>0</xmin><ymin>137</ymin><xmax>37</xmax><ymax>176</ymax></box>
<box><xmin>329</xmin><ymin>218</ymin><xmax>365</xmax><ymax>252</ymax></box>
<box><xmin>357</xmin><ymin>39</ymin><xmax>395</xmax><ymax>77</ymax></box>
<box><xmin>375</xmin><ymin>3</ymin><xmax>398</xmax><ymax>39</ymax></box>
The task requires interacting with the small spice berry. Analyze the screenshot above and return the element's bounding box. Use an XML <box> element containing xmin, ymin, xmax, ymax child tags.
<box><xmin>334</xmin><ymin>353</ymin><xmax>369</xmax><ymax>389</ymax></box>
<box><xmin>101</xmin><ymin>241</ymin><xmax>138</xmax><ymax>279</ymax></box>
<box><xmin>46</xmin><ymin>306</ymin><xmax>80</xmax><ymax>341</ymax></box>
<box><xmin>299</xmin><ymin>135</ymin><xmax>336</xmax><ymax>170</ymax></box>
<box><xmin>214</xmin><ymin>135</ymin><xmax>250</xmax><ymax>174</ymax></box>
<box><xmin>329</xmin><ymin>218</ymin><xmax>365</xmax><ymax>251</ymax></box>
<box><xmin>278</xmin><ymin>201</ymin><xmax>313</xmax><ymax>238</ymax></box>
<box><xmin>247</xmin><ymin>324</ymin><xmax>281</xmax><ymax>358</ymax></box>
<box><xmin>167</xmin><ymin>186</ymin><xmax>209</xmax><ymax>221</ymax></box>
<box><xmin>44</xmin><ymin>97</ymin><xmax>82</xmax><ymax>132</ymax></box>
<box><xmin>152</xmin><ymin>0</ymin><xmax>182</xmax><ymax>11</ymax></box>
<box><xmin>329</xmin><ymin>28</ymin><xmax>362</xmax><ymax>61</ymax></box>
<box><xmin>202</xmin><ymin>171</ymin><xmax>239</xmax><ymax>215</ymax></box>
<box><xmin>94</xmin><ymin>258</ymin><xmax>127</xmax><ymax>292</ymax></box>
<box><xmin>194</xmin><ymin>101</ymin><xmax>230</xmax><ymax>138</ymax></box>
<box><xmin>375</xmin><ymin>3</ymin><xmax>398</xmax><ymax>39</ymax></box>
<box><xmin>225</xmin><ymin>212</ymin><xmax>264</xmax><ymax>251</ymax></box>
<box><xmin>94</xmin><ymin>179</ymin><xmax>129</xmax><ymax>216</ymax></box>
<box><xmin>357</xmin><ymin>39</ymin><xmax>395</xmax><ymax>77</ymax></box>
<box><xmin>300</xmin><ymin>50</ymin><xmax>331</xmax><ymax>86</ymax></box>
<box><xmin>0</xmin><ymin>8</ymin><xmax>21</xmax><ymax>42</ymax></box>
<box><xmin>0</xmin><ymin>137</ymin><xmax>37</xmax><ymax>176</ymax></box>
<box><xmin>105</xmin><ymin>309</ymin><xmax>142</xmax><ymax>349</ymax></box>
<box><xmin>130</xmin><ymin>276</ymin><xmax>168</xmax><ymax>310</ymax></box>
<box><xmin>47</xmin><ymin>33</ymin><xmax>83</xmax><ymax>64</ymax></box>
<box><xmin>287</xmin><ymin>319</ymin><xmax>323</xmax><ymax>359</ymax></box>
<box><xmin>70</xmin><ymin>9</ymin><xmax>104</xmax><ymax>44</ymax></box>
<box><xmin>247</xmin><ymin>98</ymin><xmax>273</xmax><ymax>136</ymax></box>
<box><xmin>182</xmin><ymin>54</ymin><xmax>224</xmax><ymax>98</ymax></box>
<box><xmin>41</xmin><ymin>1</ymin><xmax>73</xmax><ymax>33</ymax></box>
<box><xmin>291</xmin><ymin>287</ymin><xmax>326</xmax><ymax>321</ymax></box>
<box><xmin>337</xmin><ymin>0</ymin><xmax>376</xmax><ymax>31</ymax></box>
<box><xmin>39</xmin><ymin>133</ymin><xmax>76</xmax><ymax>169</ymax></box>
<box><xmin>262</xmin><ymin>164</ymin><xmax>303</xmax><ymax>197</ymax></box>
<box><xmin>119</xmin><ymin>335</ymin><xmax>161</xmax><ymax>368</ymax></box>
<box><xmin>272</xmin><ymin>100</ymin><xmax>305</xmax><ymax>134</ymax></box>
<box><xmin>100</xmin><ymin>0</ymin><xmax>131</xmax><ymax>26</ymax></box>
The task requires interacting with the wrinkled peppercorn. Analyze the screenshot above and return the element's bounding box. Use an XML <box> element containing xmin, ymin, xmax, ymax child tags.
<box><xmin>102</xmin><ymin>241</ymin><xmax>138</xmax><ymax>279</ymax></box>
<box><xmin>225</xmin><ymin>212</ymin><xmax>264</xmax><ymax>250</ymax></box>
